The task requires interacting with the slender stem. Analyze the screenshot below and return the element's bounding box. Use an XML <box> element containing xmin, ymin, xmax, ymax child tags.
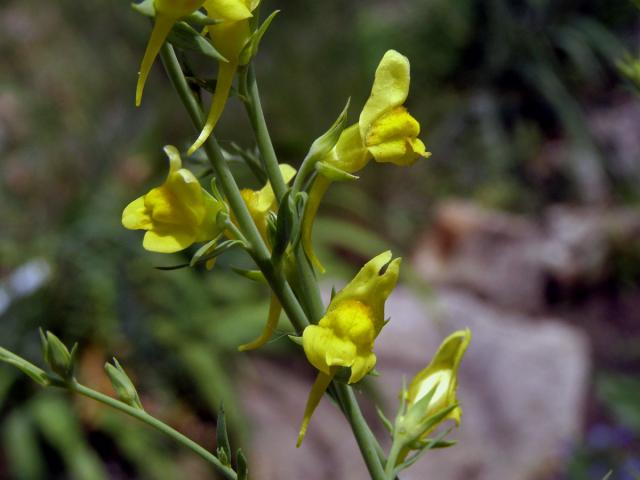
<box><xmin>159</xmin><ymin>44</ymin><xmax>308</xmax><ymax>334</ymax></box>
<box><xmin>242</xmin><ymin>65</ymin><xmax>287</xmax><ymax>202</ymax></box>
<box><xmin>384</xmin><ymin>438</ymin><xmax>403</xmax><ymax>479</ymax></box>
<box><xmin>337</xmin><ymin>384</ymin><xmax>387</xmax><ymax>480</ymax></box>
<box><xmin>160</xmin><ymin>42</ymin><xmax>386</xmax><ymax>480</ymax></box>
<box><xmin>290</xmin><ymin>245</ymin><xmax>325</xmax><ymax>323</ymax></box>
<box><xmin>291</xmin><ymin>153</ymin><xmax>316</xmax><ymax>194</ymax></box>
<box><xmin>59</xmin><ymin>379</ymin><xmax>237</xmax><ymax>480</ymax></box>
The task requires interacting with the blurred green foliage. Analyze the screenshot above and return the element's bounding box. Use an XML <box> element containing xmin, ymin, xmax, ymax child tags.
<box><xmin>0</xmin><ymin>0</ymin><xmax>638</xmax><ymax>477</ymax></box>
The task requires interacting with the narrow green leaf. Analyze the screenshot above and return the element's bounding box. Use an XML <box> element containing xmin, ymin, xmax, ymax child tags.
<box><xmin>154</xmin><ymin>263</ymin><xmax>190</xmax><ymax>271</ymax></box>
<box><xmin>239</xmin><ymin>10</ymin><xmax>280</xmax><ymax>65</ymax></box>
<box><xmin>315</xmin><ymin>161</ymin><xmax>359</xmax><ymax>182</ymax></box>
<box><xmin>169</xmin><ymin>22</ymin><xmax>227</xmax><ymax>62</ymax></box>
<box><xmin>216</xmin><ymin>402</ymin><xmax>232</xmax><ymax>465</ymax></box>
<box><xmin>0</xmin><ymin>347</ymin><xmax>49</xmax><ymax>387</ymax></box>
<box><xmin>376</xmin><ymin>406</ymin><xmax>393</xmax><ymax>434</ymax></box>
<box><xmin>287</xmin><ymin>335</ymin><xmax>303</xmax><ymax>347</ymax></box>
<box><xmin>237</xmin><ymin>449</ymin><xmax>249</xmax><ymax>480</ymax></box>
<box><xmin>231</xmin><ymin>267</ymin><xmax>267</xmax><ymax>283</ymax></box>
<box><xmin>271</xmin><ymin>191</ymin><xmax>295</xmax><ymax>261</ymax></box>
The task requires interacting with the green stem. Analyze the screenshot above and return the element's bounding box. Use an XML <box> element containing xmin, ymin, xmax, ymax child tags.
<box><xmin>161</xmin><ymin>42</ymin><xmax>385</xmax><ymax>480</ymax></box>
<box><xmin>336</xmin><ymin>384</ymin><xmax>387</xmax><ymax>480</ymax></box>
<box><xmin>290</xmin><ymin>245</ymin><xmax>325</xmax><ymax>323</ymax></box>
<box><xmin>61</xmin><ymin>379</ymin><xmax>237</xmax><ymax>480</ymax></box>
<box><xmin>241</xmin><ymin>65</ymin><xmax>287</xmax><ymax>202</ymax></box>
<box><xmin>384</xmin><ymin>438</ymin><xmax>403</xmax><ymax>479</ymax></box>
<box><xmin>159</xmin><ymin>44</ymin><xmax>308</xmax><ymax>334</ymax></box>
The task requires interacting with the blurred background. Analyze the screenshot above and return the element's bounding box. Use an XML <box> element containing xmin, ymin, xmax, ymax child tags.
<box><xmin>1</xmin><ymin>0</ymin><xmax>639</xmax><ymax>478</ymax></box>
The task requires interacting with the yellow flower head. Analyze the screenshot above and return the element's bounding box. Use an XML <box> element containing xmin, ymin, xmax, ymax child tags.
<box><xmin>404</xmin><ymin>329</ymin><xmax>471</xmax><ymax>433</ymax></box>
<box><xmin>136</xmin><ymin>0</ymin><xmax>207</xmax><ymax>106</ymax></box>
<box><xmin>122</xmin><ymin>145</ymin><xmax>225</xmax><ymax>253</ymax></box>
<box><xmin>326</xmin><ymin>49</ymin><xmax>430</xmax><ymax>174</ymax></box>
<box><xmin>187</xmin><ymin>0</ymin><xmax>260</xmax><ymax>154</ymax></box>
<box><xmin>301</xmin><ymin>51</ymin><xmax>429</xmax><ymax>272</ymax></box>
<box><xmin>297</xmin><ymin>251</ymin><xmax>401</xmax><ymax>447</ymax></box>
<box><xmin>239</xmin><ymin>164</ymin><xmax>296</xmax><ymax>244</ymax></box>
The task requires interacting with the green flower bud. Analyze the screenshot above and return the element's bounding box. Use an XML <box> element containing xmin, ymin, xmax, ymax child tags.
<box><xmin>105</xmin><ymin>358</ymin><xmax>143</xmax><ymax>410</ymax></box>
<box><xmin>40</xmin><ymin>330</ymin><xmax>76</xmax><ymax>379</ymax></box>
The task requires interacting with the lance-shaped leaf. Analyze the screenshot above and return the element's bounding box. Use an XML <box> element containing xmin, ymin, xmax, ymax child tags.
<box><xmin>239</xmin><ymin>10</ymin><xmax>280</xmax><ymax>66</ymax></box>
<box><xmin>231</xmin><ymin>267</ymin><xmax>267</xmax><ymax>283</ymax></box>
<box><xmin>315</xmin><ymin>161</ymin><xmax>359</xmax><ymax>182</ymax></box>
<box><xmin>0</xmin><ymin>347</ymin><xmax>49</xmax><ymax>387</ymax></box>
<box><xmin>271</xmin><ymin>191</ymin><xmax>296</xmax><ymax>262</ymax></box>
<box><xmin>168</xmin><ymin>21</ymin><xmax>227</xmax><ymax>62</ymax></box>
<box><xmin>216</xmin><ymin>403</ymin><xmax>231</xmax><ymax>466</ymax></box>
<box><xmin>236</xmin><ymin>449</ymin><xmax>249</xmax><ymax>480</ymax></box>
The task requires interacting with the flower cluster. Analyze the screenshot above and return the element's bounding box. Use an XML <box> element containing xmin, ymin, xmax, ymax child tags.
<box><xmin>122</xmin><ymin>9</ymin><xmax>471</xmax><ymax>465</ymax></box>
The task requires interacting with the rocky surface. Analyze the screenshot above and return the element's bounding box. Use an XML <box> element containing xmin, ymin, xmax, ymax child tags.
<box><xmin>413</xmin><ymin>201</ymin><xmax>640</xmax><ymax>313</ymax></box>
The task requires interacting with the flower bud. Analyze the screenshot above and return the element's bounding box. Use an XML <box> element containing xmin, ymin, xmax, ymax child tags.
<box><xmin>105</xmin><ymin>358</ymin><xmax>144</xmax><ymax>410</ymax></box>
<box><xmin>40</xmin><ymin>330</ymin><xmax>76</xmax><ymax>379</ymax></box>
<box><xmin>395</xmin><ymin>329</ymin><xmax>471</xmax><ymax>447</ymax></box>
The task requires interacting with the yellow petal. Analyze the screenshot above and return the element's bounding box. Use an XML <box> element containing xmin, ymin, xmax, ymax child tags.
<box><xmin>188</xmin><ymin>61</ymin><xmax>237</xmax><ymax>155</ymax></box>
<box><xmin>144</xmin><ymin>182</ymin><xmax>200</xmax><ymax>226</ymax></box>
<box><xmin>365</xmin><ymin>106</ymin><xmax>430</xmax><ymax>166</ymax></box>
<box><xmin>302</xmin><ymin>325</ymin><xmax>335</xmax><ymax>374</ymax></box>
<box><xmin>136</xmin><ymin>14</ymin><xmax>177</xmax><ymax>107</ymax></box>
<box><xmin>324</xmin><ymin>123</ymin><xmax>369</xmax><ymax>175</ymax></box>
<box><xmin>195</xmin><ymin>190</ymin><xmax>225</xmax><ymax>242</ymax></box>
<box><xmin>280</xmin><ymin>163</ymin><xmax>297</xmax><ymax>185</ymax></box>
<box><xmin>238</xmin><ymin>295</ymin><xmax>281</xmax><ymax>351</ymax></box>
<box><xmin>254</xmin><ymin>163</ymin><xmax>296</xmax><ymax>212</ymax></box>
<box><xmin>406</xmin><ymin>329</ymin><xmax>471</xmax><ymax>426</ymax></box>
<box><xmin>348</xmin><ymin>352</ymin><xmax>376</xmax><ymax>384</ymax></box>
<box><xmin>366</xmin><ymin>106</ymin><xmax>420</xmax><ymax>146</ymax></box>
<box><xmin>367</xmin><ymin>139</ymin><xmax>429</xmax><ymax>166</ymax></box>
<box><xmin>143</xmin><ymin>225</ymin><xmax>196</xmax><ymax>253</ymax></box>
<box><xmin>296</xmin><ymin>370</ymin><xmax>335</xmax><ymax>447</ymax></box>
<box><xmin>330</xmin><ymin>251</ymin><xmax>401</xmax><ymax>332</ymax></box>
<box><xmin>204</xmin><ymin>0</ymin><xmax>253</xmax><ymax>21</ymax></box>
<box><xmin>300</xmin><ymin>175</ymin><xmax>330</xmax><ymax>273</ymax></box>
<box><xmin>122</xmin><ymin>196</ymin><xmax>152</xmax><ymax>230</ymax></box>
<box><xmin>359</xmin><ymin>50</ymin><xmax>410</xmax><ymax>139</ymax></box>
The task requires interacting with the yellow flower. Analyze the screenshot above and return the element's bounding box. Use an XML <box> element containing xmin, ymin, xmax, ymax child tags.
<box><xmin>326</xmin><ymin>49</ymin><xmax>429</xmax><ymax>174</ymax></box>
<box><xmin>122</xmin><ymin>145</ymin><xmax>225</xmax><ymax>253</ymax></box>
<box><xmin>136</xmin><ymin>0</ymin><xmax>207</xmax><ymax>106</ymax></box>
<box><xmin>187</xmin><ymin>0</ymin><xmax>260</xmax><ymax>154</ymax></box>
<box><xmin>239</xmin><ymin>163</ymin><xmax>295</xmax><ymax>245</ymax></box>
<box><xmin>302</xmin><ymin>50</ymin><xmax>429</xmax><ymax>271</ymax></box>
<box><xmin>235</xmin><ymin>163</ymin><xmax>295</xmax><ymax>353</ymax></box>
<box><xmin>400</xmin><ymin>329</ymin><xmax>471</xmax><ymax>446</ymax></box>
<box><xmin>297</xmin><ymin>251</ymin><xmax>401</xmax><ymax>447</ymax></box>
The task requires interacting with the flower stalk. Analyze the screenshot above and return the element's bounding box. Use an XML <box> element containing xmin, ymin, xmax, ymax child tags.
<box><xmin>160</xmin><ymin>41</ymin><xmax>388</xmax><ymax>480</ymax></box>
